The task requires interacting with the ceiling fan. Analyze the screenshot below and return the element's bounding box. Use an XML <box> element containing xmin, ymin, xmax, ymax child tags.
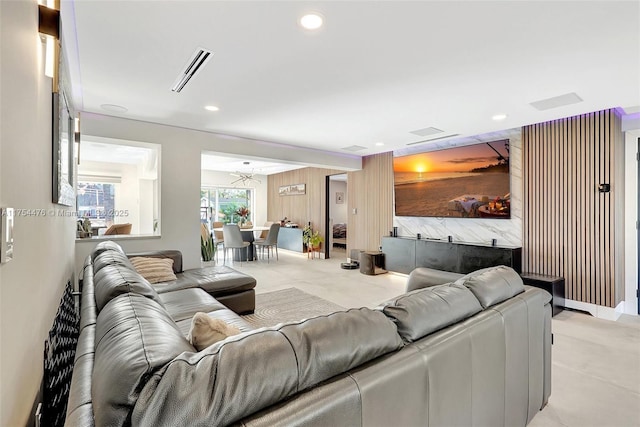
<box><xmin>230</xmin><ymin>162</ymin><xmax>261</xmax><ymax>186</ymax></box>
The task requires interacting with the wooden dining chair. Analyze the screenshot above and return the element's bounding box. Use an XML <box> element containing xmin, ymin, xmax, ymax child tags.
<box><xmin>212</xmin><ymin>221</ymin><xmax>224</xmax><ymax>262</ymax></box>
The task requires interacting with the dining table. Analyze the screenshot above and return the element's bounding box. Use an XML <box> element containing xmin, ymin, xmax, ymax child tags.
<box><xmin>212</xmin><ymin>225</ymin><xmax>270</xmax><ymax>261</ymax></box>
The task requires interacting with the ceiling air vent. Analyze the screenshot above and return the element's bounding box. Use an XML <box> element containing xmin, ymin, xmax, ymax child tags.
<box><xmin>409</xmin><ymin>127</ymin><xmax>444</xmax><ymax>137</ymax></box>
<box><xmin>529</xmin><ymin>92</ymin><xmax>583</xmax><ymax>111</ymax></box>
<box><xmin>341</xmin><ymin>145</ymin><xmax>367</xmax><ymax>152</ymax></box>
<box><xmin>171</xmin><ymin>48</ymin><xmax>213</xmax><ymax>93</ymax></box>
<box><xmin>406</xmin><ymin>134</ymin><xmax>460</xmax><ymax>146</ymax></box>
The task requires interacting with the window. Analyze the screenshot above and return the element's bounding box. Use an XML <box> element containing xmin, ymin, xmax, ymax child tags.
<box><xmin>201</xmin><ymin>187</ymin><xmax>253</xmax><ymax>226</ymax></box>
<box><xmin>77</xmin><ymin>181</ymin><xmax>117</xmax><ymax>226</ymax></box>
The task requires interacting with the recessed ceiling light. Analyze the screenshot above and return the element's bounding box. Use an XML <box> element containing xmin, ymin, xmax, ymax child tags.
<box><xmin>100</xmin><ymin>104</ymin><xmax>128</xmax><ymax>113</ymax></box>
<box><xmin>204</xmin><ymin>105</ymin><xmax>219</xmax><ymax>112</ymax></box>
<box><xmin>492</xmin><ymin>114</ymin><xmax>508</xmax><ymax>121</ymax></box>
<box><xmin>375</xmin><ymin>142</ymin><xmax>385</xmax><ymax>146</ymax></box>
<box><xmin>300</xmin><ymin>13</ymin><xmax>323</xmax><ymax>30</ymax></box>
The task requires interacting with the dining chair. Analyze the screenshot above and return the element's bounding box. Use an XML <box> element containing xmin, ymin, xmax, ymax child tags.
<box><xmin>212</xmin><ymin>221</ymin><xmax>224</xmax><ymax>262</ymax></box>
<box><xmin>254</xmin><ymin>223</ymin><xmax>280</xmax><ymax>263</ymax></box>
<box><xmin>257</xmin><ymin>221</ymin><xmax>274</xmax><ymax>240</ymax></box>
<box><xmin>222</xmin><ymin>224</ymin><xmax>250</xmax><ymax>266</ymax></box>
<box><xmin>103</xmin><ymin>223</ymin><xmax>132</xmax><ymax>235</ymax></box>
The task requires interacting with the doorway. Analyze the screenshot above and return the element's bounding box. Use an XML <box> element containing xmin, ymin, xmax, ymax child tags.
<box><xmin>325</xmin><ymin>173</ymin><xmax>348</xmax><ymax>259</ymax></box>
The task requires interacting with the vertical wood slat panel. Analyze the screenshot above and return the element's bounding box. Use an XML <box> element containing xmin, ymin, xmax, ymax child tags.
<box><xmin>347</xmin><ymin>152</ymin><xmax>394</xmax><ymax>252</ymax></box>
<box><xmin>522</xmin><ymin>109</ymin><xmax>621</xmax><ymax>308</ymax></box>
<box><xmin>267</xmin><ymin>153</ymin><xmax>393</xmax><ymax>255</ymax></box>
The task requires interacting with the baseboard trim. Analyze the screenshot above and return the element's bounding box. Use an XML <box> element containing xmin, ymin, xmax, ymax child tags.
<box><xmin>564</xmin><ymin>299</ymin><xmax>625</xmax><ymax>321</ymax></box>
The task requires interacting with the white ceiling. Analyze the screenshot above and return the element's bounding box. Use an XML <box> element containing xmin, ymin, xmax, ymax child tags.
<box><xmin>63</xmin><ymin>1</ymin><xmax>640</xmax><ymax>163</ymax></box>
<box><xmin>79</xmin><ymin>137</ymin><xmax>159</xmax><ymax>177</ymax></box>
<box><xmin>201</xmin><ymin>152</ymin><xmax>305</xmax><ymax>174</ymax></box>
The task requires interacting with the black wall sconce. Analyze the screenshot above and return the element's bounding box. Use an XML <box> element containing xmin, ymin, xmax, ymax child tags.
<box><xmin>598</xmin><ymin>183</ymin><xmax>610</xmax><ymax>193</ymax></box>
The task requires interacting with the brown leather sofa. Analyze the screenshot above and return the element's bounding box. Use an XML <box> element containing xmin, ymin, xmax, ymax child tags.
<box><xmin>65</xmin><ymin>241</ymin><xmax>552</xmax><ymax>427</ymax></box>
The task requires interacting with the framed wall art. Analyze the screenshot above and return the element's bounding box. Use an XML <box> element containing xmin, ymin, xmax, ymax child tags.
<box><xmin>279</xmin><ymin>183</ymin><xmax>306</xmax><ymax>196</ymax></box>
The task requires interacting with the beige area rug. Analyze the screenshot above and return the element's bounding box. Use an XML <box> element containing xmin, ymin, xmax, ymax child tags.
<box><xmin>241</xmin><ymin>288</ymin><xmax>346</xmax><ymax>329</ymax></box>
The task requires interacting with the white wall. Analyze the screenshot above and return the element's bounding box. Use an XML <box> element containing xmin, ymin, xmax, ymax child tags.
<box><xmin>624</xmin><ymin>129</ymin><xmax>639</xmax><ymax>315</ymax></box>
<box><xmin>201</xmin><ymin>169</ymin><xmax>269</xmax><ymax>226</ymax></box>
<box><xmin>329</xmin><ymin>180</ymin><xmax>348</xmax><ymax>224</ymax></box>
<box><xmin>116</xmin><ymin>164</ymin><xmax>141</xmax><ymax>232</ymax></box>
<box><xmin>0</xmin><ymin>2</ymin><xmax>77</xmax><ymax>425</ymax></box>
<box><xmin>139</xmin><ymin>179</ymin><xmax>155</xmax><ymax>234</ymax></box>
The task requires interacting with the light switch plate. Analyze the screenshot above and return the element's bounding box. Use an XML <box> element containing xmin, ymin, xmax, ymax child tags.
<box><xmin>1</xmin><ymin>208</ymin><xmax>14</xmax><ymax>264</ymax></box>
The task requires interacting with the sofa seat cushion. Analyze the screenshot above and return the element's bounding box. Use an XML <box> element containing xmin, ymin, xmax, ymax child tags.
<box><xmin>380</xmin><ymin>283</ymin><xmax>482</xmax><ymax>343</ymax></box>
<box><xmin>152</xmin><ymin>265</ymin><xmax>257</xmax><ymax>296</ymax></box>
<box><xmin>455</xmin><ymin>265</ymin><xmax>525</xmax><ymax>309</ymax></box>
<box><xmin>132</xmin><ymin>308</ymin><xmax>403</xmax><ymax>427</ymax></box>
<box><xmin>159</xmin><ymin>288</ymin><xmax>227</xmax><ymax>322</ymax></box>
<box><xmin>93</xmin><ymin>293</ymin><xmax>194</xmax><ymax>427</ymax></box>
<box><xmin>129</xmin><ymin>257</ymin><xmax>178</xmax><ymax>284</ymax></box>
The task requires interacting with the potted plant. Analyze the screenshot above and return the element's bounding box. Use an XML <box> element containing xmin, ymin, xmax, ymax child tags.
<box><xmin>201</xmin><ymin>224</ymin><xmax>215</xmax><ymax>263</ymax></box>
<box><xmin>309</xmin><ymin>231</ymin><xmax>324</xmax><ymax>250</ymax></box>
<box><xmin>303</xmin><ymin>225</ymin><xmax>324</xmax><ymax>257</ymax></box>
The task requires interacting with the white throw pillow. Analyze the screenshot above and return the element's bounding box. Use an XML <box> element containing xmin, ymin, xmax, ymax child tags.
<box><xmin>187</xmin><ymin>312</ymin><xmax>241</xmax><ymax>351</ymax></box>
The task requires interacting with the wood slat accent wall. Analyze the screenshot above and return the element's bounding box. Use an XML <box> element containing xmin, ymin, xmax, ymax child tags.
<box><xmin>267</xmin><ymin>167</ymin><xmax>343</xmax><ymax>246</ymax></box>
<box><xmin>523</xmin><ymin>109</ymin><xmax>624</xmax><ymax>307</ymax></box>
<box><xmin>267</xmin><ymin>153</ymin><xmax>393</xmax><ymax>256</ymax></box>
<box><xmin>346</xmin><ymin>152</ymin><xmax>394</xmax><ymax>252</ymax></box>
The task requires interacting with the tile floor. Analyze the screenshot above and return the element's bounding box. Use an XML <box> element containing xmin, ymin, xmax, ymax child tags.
<box><xmin>229</xmin><ymin>249</ymin><xmax>640</xmax><ymax>427</ymax></box>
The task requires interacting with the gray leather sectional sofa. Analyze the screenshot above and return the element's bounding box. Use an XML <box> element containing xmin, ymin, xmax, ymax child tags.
<box><xmin>65</xmin><ymin>241</ymin><xmax>552</xmax><ymax>427</ymax></box>
<box><xmin>126</xmin><ymin>248</ymin><xmax>257</xmax><ymax>314</ymax></box>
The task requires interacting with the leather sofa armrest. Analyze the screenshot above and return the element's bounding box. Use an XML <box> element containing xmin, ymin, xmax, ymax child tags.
<box><xmin>406</xmin><ymin>267</ymin><xmax>464</xmax><ymax>292</ymax></box>
<box><xmin>127</xmin><ymin>250</ymin><xmax>183</xmax><ymax>273</ymax></box>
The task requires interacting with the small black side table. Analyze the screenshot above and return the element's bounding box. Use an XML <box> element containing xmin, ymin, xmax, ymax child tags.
<box><xmin>520</xmin><ymin>273</ymin><xmax>565</xmax><ymax>317</ymax></box>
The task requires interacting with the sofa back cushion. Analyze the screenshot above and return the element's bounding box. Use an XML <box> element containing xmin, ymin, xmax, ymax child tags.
<box><xmin>380</xmin><ymin>283</ymin><xmax>482</xmax><ymax>343</ymax></box>
<box><xmin>92</xmin><ymin>293</ymin><xmax>194</xmax><ymax>427</ymax></box>
<box><xmin>132</xmin><ymin>308</ymin><xmax>403</xmax><ymax>426</ymax></box>
<box><xmin>455</xmin><ymin>265</ymin><xmax>525</xmax><ymax>309</ymax></box>
<box><xmin>279</xmin><ymin>308</ymin><xmax>404</xmax><ymax>390</ymax></box>
<box><xmin>93</xmin><ymin>263</ymin><xmax>164</xmax><ymax>312</ymax></box>
<box><xmin>91</xmin><ymin>240</ymin><xmax>125</xmax><ymax>258</ymax></box>
<box><xmin>92</xmin><ymin>250</ymin><xmax>134</xmax><ymax>275</ymax></box>
<box><xmin>406</xmin><ymin>267</ymin><xmax>464</xmax><ymax>292</ymax></box>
